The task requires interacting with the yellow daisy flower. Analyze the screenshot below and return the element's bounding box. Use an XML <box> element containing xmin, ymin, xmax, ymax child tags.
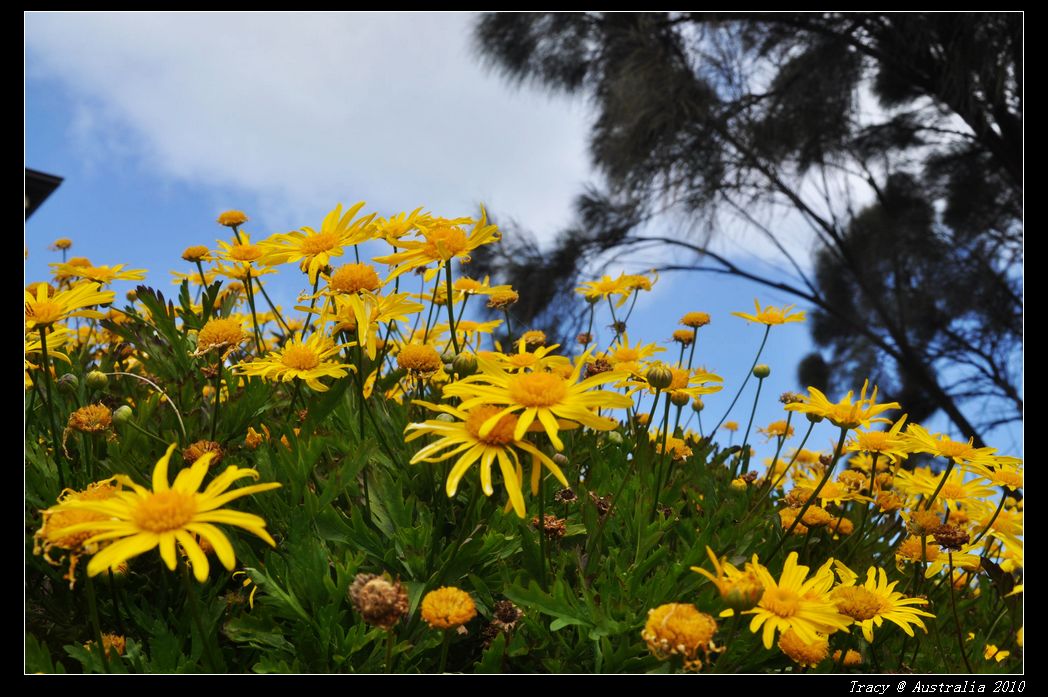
<box><xmin>263</xmin><ymin>202</ymin><xmax>376</xmax><ymax>283</ymax></box>
<box><xmin>373</xmin><ymin>210</ymin><xmax>500</xmax><ymax>281</ymax></box>
<box><xmin>575</xmin><ymin>273</ymin><xmax>633</xmax><ymax>307</ymax></box>
<box><xmin>45</xmin><ymin>443</ymin><xmax>280</xmax><ymax>582</ymax></box>
<box><xmin>603</xmin><ymin>332</ymin><xmax>665</xmax><ymax>367</ymax></box>
<box><xmin>405</xmin><ymin>403</ymin><xmax>569</xmax><ymax>516</ymax></box>
<box><xmin>691</xmin><ymin>547</ymin><xmax>765</xmax><ymax>611</ymax></box>
<box><xmin>831</xmin><ymin>562</ymin><xmax>935</xmax><ymax>642</ymax></box>
<box><xmin>744</xmin><ymin>552</ymin><xmax>852</xmax><ymax>649</ymax></box>
<box><xmin>442</xmin><ymin>349</ymin><xmax>632</xmax><ymax>451</ymax></box>
<box><xmin>49</xmin><ymin>261</ymin><xmax>147</xmax><ymax>286</ymax></box>
<box><xmin>903</xmin><ymin>423</ymin><xmax>1014</xmax><ymax>470</ymax></box>
<box><xmin>731</xmin><ymin>299</ymin><xmax>806</xmax><ymax>325</ymax></box>
<box><xmin>845</xmin><ymin>415</ymin><xmax>911</xmax><ymax>464</ymax></box>
<box><xmin>25</xmin><ymin>281</ymin><xmax>115</xmax><ymax>331</ymax></box>
<box><xmin>784</xmin><ymin>379</ymin><xmax>900</xmax><ymax>430</ymax></box>
<box><xmin>235</xmin><ymin>332</ymin><xmax>350</xmax><ymax>392</ymax></box>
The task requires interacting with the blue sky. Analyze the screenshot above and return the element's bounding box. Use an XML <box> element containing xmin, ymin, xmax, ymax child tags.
<box><xmin>24</xmin><ymin>12</ymin><xmax>1020</xmax><ymax>462</ymax></box>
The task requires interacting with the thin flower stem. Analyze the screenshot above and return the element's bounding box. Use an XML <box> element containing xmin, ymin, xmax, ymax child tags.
<box><xmin>105</xmin><ymin>371</ymin><xmax>187</xmax><ymax>442</ymax></box>
<box><xmin>210</xmin><ymin>361</ymin><xmax>223</xmax><ymax>441</ymax></box>
<box><xmin>845</xmin><ymin>452</ymin><xmax>881</xmax><ymax>554</ymax></box>
<box><xmin>242</xmin><ymin>268</ymin><xmax>266</xmax><ymax>354</ymax></box>
<box><xmin>712</xmin><ymin>325</ymin><xmax>770</xmax><ymax>434</ymax></box>
<box><xmin>584</xmin><ymin>305</ymin><xmax>596</xmax><ymax>347</ymax></box>
<box><xmin>84</xmin><ymin>573</ymin><xmax>109</xmax><ymax>673</ymax></box>
<box><xmin>303</xmin><ymin>277</ymin><xmax>321</xmax><ymax>333</ymax></box>
<box><xmin>438</xmin><ymin>629</ymin><xmax>452</xmax><ymax>673</ymax></box>
<box><xmin>108</xmin><ymin>569</ymin><xmax>127</xmax><ymax>636</ymax></box>
<box><xmin>606</xmin><ymin>296</ymin><xmax>619</xmax><ymax>329</ymax></box>
<box><xmin>385</xmin><ymin>628</ymin><xmax>396</xmax><ymax>673</ymax></box>
<box><xmin>36</xmin><ymin>328</ymin><xmax>67</xmax><ymax>490</ymax></box>
<box><xmin>422</xmin><ymin>278</ymin><xmax>441</xmax><ymax>344</ymax></box>
<box><xmin>622</xmin><ymin>289</ymin><xmax>640</xmax><ymax>326</ymax></box>
<box><xmin>736</xmin><ymin>375</ymin><xmax>765</xmax><ymax>476</ymax></box>
<box><xmin>768</xmin><ymin>425</ymin><xmax>848</xmax><ymax>562</ymax></box>
<box><xmin>749</xmin><ymin>411</ymin><xmax>799</xmax><ymax>505</ymax></box>
<box><xmin>444</xmin><ymin>263</ymin><xmax>461</xmax><ymax>354</ymax></box>
<box><xmin>194</xmin><ymin>260</ymin><xmax>208</xmax><ymax>303</ymax></box>
<box><xmin>650</xmin><ymin>396</ymin><xmax>673</xmax><ymax>522</ymax></box>
<box><xmin>126</xmin><ymin>420</ymin><xmax>169</xmax><ymax>446</ymax></box>
<box><xmin>538</xmin><ymin>470</ymin><xmax>548</xmax><ymax>590</ymax></box>
<box><xmin>686</xmin><ymin>328</ymin><xmax>698</xmax><ymax>370</ymax></box>
<box><xmin>971</xmin><ymin>489</ymin><xmax>1008</xmax><ymax>545</ymax></box>
<box><xmin>253</xmin><ymin>277</ymin><xmax>292</xmax><ymax>334</ymax></box>
<box><xmin>922</xmin><ymin>460</ymin><xmax>956</xmax><ymax>511</ymax></box>
<box><xmin>181</xmin><ymin>561</ymin><xmax>219</xmax><ymax>673</ymax></box>
<box><xmin>947</xmin><ymin>552</ymin><xmax>975</xmax><ymax>673</ymax></box>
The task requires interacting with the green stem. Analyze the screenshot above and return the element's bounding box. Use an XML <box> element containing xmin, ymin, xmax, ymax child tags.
<box><xmin>37</xmin><ymin>328</ymin><xmax>67</xmax><ymax>490</ymax></box>
<box><xmin>686</xmin><ymin>328</ymin><xmax>699</xmax><ymax>370</ymax></box>
<box><xmin>947</xmin><ymin>552</ymin><xmax>975</xmax><ymax>673</ymax></box>
<box><xmin>438</xmin><ymin>629</ymin><xmax>452</xmax><ymax>673</ymax></box>
<box><xmin>922</xmin><ymin>459</ymin><xmax>956</xmax><ymax>511</ymax></box>
<box><xmin>736</xmin><ymin>375</ymin><xmax>765</xmax><ymax>476</ymax></box>
<box><xmin>650</xmin><ymin>395</ymin><xmax>673</xmax><ymax>522</ymax></box>
<box><xmin>194</xmin><ymin>260</ymin><xmax>208</xmax><ymax>303</ymax></box>
<box><xmin>538</xmin><ymin>470</ymin><xmax>548</xmax><ymax>589</ymax></box>
<box><xmin>210</xmin><ymin>361</ymin><xmax>223</xmax><ymax>441</ymax></box>
<box><xmin>443</xmin><ymin>263</ymin><xmax>461</xmax><ymax>354</ymax></box>
<box><xmin>108</xmin><ymin>569</ymin><xmax>127</xmax><ymax>636</ymax></box>
<box><xmin>253</xmin><ymin>276</ymin><xmax>292</xmax><ymax>334</ymax></box>
<box><xmin>712</xmin><ymin>324</ymin><xmax>770</xmax><ymax>434</ymax></box>
<box><xmin>84</xmin><ymin>573</ymin><xmax>108</xmax><ymax>673</ymax></box>
<box><xmin>181</xmin><ymin>561</ymin><xmax>219</xmax><ymax>673</ymax></box>
<box><xmin>242</xmin><ymin>268</ymin><xmax>266</xmax><ymax>354</ymax></box>
<box><xmin>385</xmin><ymin>628</ymin><xmax>396</xmax><ymax>673</ymax></box>
<box><xmin>303</xmin><ymin>276</ymin><xmax>321</xmax><ymax>333</ymax></box>
<box><xmin>768</xmin><ymin>425</ymin><xmax>848</xmax><ymax>562</ymax></box>
<box><xmin>126</xmin><ymin>420</ymin><xmax>169</xmax><ymax>446</ymax></box>
<box><xmin>971</xmin><ymin>489</ymin><xmax>1008</xmax><ymax>544</ymax></box>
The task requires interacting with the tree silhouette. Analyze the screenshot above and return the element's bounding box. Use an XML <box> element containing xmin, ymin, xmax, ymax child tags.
<box><xmin>470</xmin><ymin>12</ymin><xmax>1022</xmax><ymax>444</ymax></box>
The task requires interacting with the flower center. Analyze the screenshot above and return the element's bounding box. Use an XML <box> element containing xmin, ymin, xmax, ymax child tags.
<box><xmin>299</xmin><ymin>231</ymin><xmax>340</xmax><ymax>255</ymax></box>
<box><xmin>669</xmin><ymin>368</ymin><xmax>690</xmax><ymax>391</ymax></box>
<box><xmin>26</xmin><ymin>300</ymin><xmax>63</xmax><ymax>326</ymax></box>
<box><xmin>939</xmin><ymin>482</ymin><xmax>966</xmax><ymax>500</ymax></box>
<box><xmin>197</xmin><ymin>318</ymin><xmax>245</xmax><ymax>351</ymax></box>
<box><xmin>761</xmin><ymin>309</ymin><xmax>785</xmax><ymax>324</ymax></box>
<box><xmin>762</xmin><ymin>587</ymin><xmax>800</xmax><ymax>617</ymax></box>
<box><xmin>612</xmin><ymin>348</ymin><xmax>640</xmax><ymax>362</ymax></box>
<box><xmin>508</xmin><ymin>371</ymin><xmax>567</xmax><ymax>408</ymax></box>
<box><xmin>832</xmin><ymin>586</ymin><xmax>883</xmax><ymax>620</ymax></box>
<box><xmin>133</xmin><ymin>490</ymin><xmax>197</xmax><ymax>532</ymax></box>
<box><xmin>937</xmin><ymin>440</ymin><xmax>973</xmax><ymax>459</ymax></box>
<box><xmin>397</xmin><ymin>344</ymin><xmax>442</xmax><ymax>374</ymax></box>
<box><xmin>230</xmin><ymin>244</ymin><xmax>263</xmax><ymax>262</ymax></box>
<box><xmin>422</xmin><ymin>227</ymin><xmax>469</xmax><ymax>260</ymax></box>
<box><xmin>507</xmin><ymin>354</ymin><xmax>537</xmax><ymax>369</ymax></box>
<box><xmin>282</xmin><ymin>344</ymin><xmax>321</xmax><ymax>370</ymax></box>
<box><xmin>860</xmin><ymin>432</ymin><xmax>890</xmax><ymax>449</ymax></box>
<box><xmin>329</xmin><ymin>263</ymin><xmax>381</xmax><ymax>294</ymax></box>
<box><xmin>466</xmin><ymin>406</ymin><xmax>520</xmax><ymax>444</ymax></box>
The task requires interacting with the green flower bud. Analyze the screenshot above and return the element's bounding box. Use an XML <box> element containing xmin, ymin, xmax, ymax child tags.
<box><xmin>452</xmin><ymin>352</ymin><xmax>478</xmax><ymax>377</ymax></box>
<box><xmin>57</xmin><ymin>373</ymin><xmax>79</xmax><ymax>394</ymax></box>
<box><xmin>752</xmin><ymin>364</ymin><xmax>771</xmax><ymax>379</ymax></box>
<box><xmin>645</xmin><ymin>365</ymin><xmax>673</xmax><ymax>390</ymax></box>
<box><xmin>112</xmin><ymin>405</ymin><xmax>133</xmax><ymax>425</ymax></box>
<box><xmin>85</xmin><ymin>370</ymin><xmax>109</xmax><ymax>390</ymax></box>
<box><xmin>669</xmin><ymin>391</ymin><xmax>690</xmax><ymax>407</ymax></box>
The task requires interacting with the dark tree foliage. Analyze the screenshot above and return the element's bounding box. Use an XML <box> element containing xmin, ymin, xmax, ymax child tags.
<box><xmin>470</xmin><ymin>12</ymin><xmax>1022</xmax><ymax>444</ymax></box>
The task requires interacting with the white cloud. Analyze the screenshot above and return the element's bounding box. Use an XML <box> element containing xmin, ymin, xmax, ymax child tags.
<box><xmin>25</xmin><ymin>12</ymin><xmax>593</xmax><ymax>238</ymax></box>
